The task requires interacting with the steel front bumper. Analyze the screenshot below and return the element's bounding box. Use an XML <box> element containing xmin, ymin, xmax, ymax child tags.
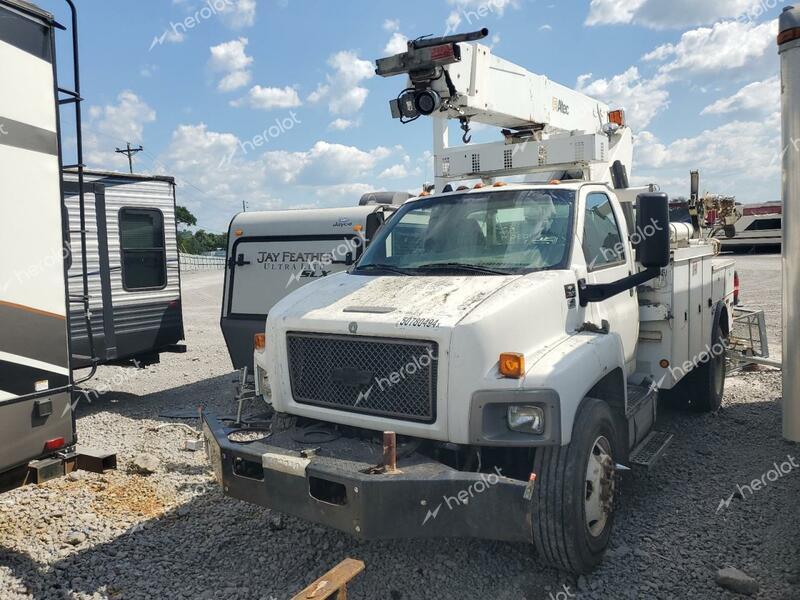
<box><xmin>202</xmin><ymin>414</ymin><xmax>531</xmax><ymax>542</ymax></box>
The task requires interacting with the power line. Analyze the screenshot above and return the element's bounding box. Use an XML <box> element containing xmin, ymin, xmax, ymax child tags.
<box><xmin>114</xmin><ymin>142</ymin><xmax>144</xmax><ymax>174</ymax></box>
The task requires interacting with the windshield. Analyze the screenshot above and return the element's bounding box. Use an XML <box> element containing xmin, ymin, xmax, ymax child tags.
<box><xmin>354</xmin><ymin>189</ymin><xmax>575</xmax><ymax>275</ymax></box>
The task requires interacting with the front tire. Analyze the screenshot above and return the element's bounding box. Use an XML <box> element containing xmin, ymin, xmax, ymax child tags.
<box><xmin>531</xmin><ymin>398</ymin><xmax>620</xmax><ymax>574</ymax></box>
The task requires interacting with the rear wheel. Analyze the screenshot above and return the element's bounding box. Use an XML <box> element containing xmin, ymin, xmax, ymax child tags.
<box><xmin>687</xmin><ymin>318</ymin><xmax>727</xmax><ymax>413</ymax></box>
<box><xmin>531</xmin><ymin>398</ymin><xmax>619</xmax><ymax>574</ymax></box>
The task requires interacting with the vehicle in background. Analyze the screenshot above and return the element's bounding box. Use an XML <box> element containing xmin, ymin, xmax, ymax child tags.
<box><xmin>63</xmin><ymin>169</ymin><xmax>185</xmax><ymax>368</ymax></box>
<box><xmin>220</xmin><ymin>193</ymin><xmax>407</xmax><ymax>370</ymax></box>
<box><xmin>716</xmin><ymin>202</ymin><xmax>782</xmax><ymax>252</ymax></box>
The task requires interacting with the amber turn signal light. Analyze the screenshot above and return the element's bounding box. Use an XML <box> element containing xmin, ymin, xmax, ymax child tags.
<box><xmin>499</xmin><ymin>353</ymin><xmax>525</xmax><ymax>378</ymax></box>
<box><xmin>254</xmin><ymin>333</ymin><xmax>266</xmax><ymax>352</ymax></box>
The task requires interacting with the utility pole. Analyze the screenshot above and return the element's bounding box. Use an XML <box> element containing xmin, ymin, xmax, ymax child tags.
<box><xmin>115</xmin><ymin>142</ymin><xmax>143</xmax><ymax>174</ymax></box>
<box><xmin>242</xmin><ymin>200</ymin><xmax>248</xmax><ymax>212</ymax></box>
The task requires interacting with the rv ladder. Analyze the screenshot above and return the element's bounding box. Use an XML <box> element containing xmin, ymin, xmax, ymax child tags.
<box><xmin>58</xmin><ymin>1</ymin><xmax>99</xmax><ymax>382</ymax></box>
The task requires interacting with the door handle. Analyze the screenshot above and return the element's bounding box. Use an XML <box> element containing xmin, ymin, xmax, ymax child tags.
<box><xmin>235</xmin><ymin>253</ymin><xmax>251</xmax><ymax>267</ymax></box>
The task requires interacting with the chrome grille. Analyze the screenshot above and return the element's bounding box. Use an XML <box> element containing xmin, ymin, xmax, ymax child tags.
<box><xmin>286</xmin><ymin>333</ymin><xmax>438</xmax><ymax>423</ymax></box>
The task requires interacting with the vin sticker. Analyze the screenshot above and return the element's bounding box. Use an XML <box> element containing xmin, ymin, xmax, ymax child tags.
<box><xmin>397</xmin><ymin>316</ymin><xmax>441</xmax><ymax>329</ymax></box>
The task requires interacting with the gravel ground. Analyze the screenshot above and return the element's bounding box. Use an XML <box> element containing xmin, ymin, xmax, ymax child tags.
<box><xmin>1</xmin><ymin>254</ymin><xmax>798</xmax><ymax>600</ymax></box>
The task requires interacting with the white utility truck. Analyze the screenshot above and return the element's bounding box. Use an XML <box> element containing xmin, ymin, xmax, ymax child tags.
<box><xmin>204</xmin><ymin>30</ymin><xmax>740</xmax><ymax>574</ymax></box>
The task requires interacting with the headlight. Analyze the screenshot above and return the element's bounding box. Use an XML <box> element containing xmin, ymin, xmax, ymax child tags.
<box><xmin>507</xmin><ymin>405</ymin><xmax>545</xmax><ymax>435</ymax></box>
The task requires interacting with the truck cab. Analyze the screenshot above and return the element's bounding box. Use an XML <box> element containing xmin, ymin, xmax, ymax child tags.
<box><xmin>260</xmin><ymin>182</ymin><xmax>643</xmax><ymax>446</ymax></box>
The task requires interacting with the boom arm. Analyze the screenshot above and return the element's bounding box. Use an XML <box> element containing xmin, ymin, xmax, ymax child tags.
<box><xmin>375</xmin><ymin>30</ymin><xmax>633</xmax><ymax>191</ymax></box>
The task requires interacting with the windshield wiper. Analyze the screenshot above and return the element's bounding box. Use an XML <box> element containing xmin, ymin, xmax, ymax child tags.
<box><xmin>415</xmin><ymin>262</ymin><xmax>513</xmax><ymax>275</ymax></box>
<box><xmin>355</xmin><ymin>263</ymin><xmax>412</xmax><ymax>276</ymax></box>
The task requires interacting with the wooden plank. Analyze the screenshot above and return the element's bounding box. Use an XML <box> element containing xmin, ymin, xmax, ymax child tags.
<box><xmin>290</xmin><ymin>558</ymin><xmax>365</xmax><ymax>600</ymax></box>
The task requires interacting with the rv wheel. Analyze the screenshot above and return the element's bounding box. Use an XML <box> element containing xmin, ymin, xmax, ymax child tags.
<box><xmin>531</xmin><ymin>397</ymin><xmax>619</xmax><ymax>574</ymax></box>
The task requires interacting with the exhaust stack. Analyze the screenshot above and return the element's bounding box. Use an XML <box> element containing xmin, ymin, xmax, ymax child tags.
<box><xmin>779</xmin><ymin>6</ymin><xmax>800</xmax><ymax>443</ymax></box>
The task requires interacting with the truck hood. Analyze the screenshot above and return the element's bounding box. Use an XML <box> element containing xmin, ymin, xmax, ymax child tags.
<box><xmin>268</xmin><ymin>272</ymin><xmax>523</xmax><ymax>330</ymax></box>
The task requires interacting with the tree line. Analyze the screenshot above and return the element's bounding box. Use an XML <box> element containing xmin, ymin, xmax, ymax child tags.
<box><xmin>176</xmin><ymin>205</ymin><xmax>228</xmax><ymax>255</ymax></box>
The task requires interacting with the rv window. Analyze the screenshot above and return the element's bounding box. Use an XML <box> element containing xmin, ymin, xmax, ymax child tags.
<box><xmin>744</xmin><ymin>218</ymin><xmax>782</xmax><ymax>232</ymax></box>
<box><xmin>119</xmin><ymin>208</ymin><xmax>167</xmax><ymax>290</ymax></box>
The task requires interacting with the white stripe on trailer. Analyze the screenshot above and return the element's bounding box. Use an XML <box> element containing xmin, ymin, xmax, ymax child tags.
<box><xmin>0</xmin><ymin>351</ymin><xmax>70</xmax><ymax>376</ymax></box>
<box><xmin>0</xmin><ymin>389</ymin><xmax>18</xmax><ymax>402</ymax></box>
<box><xmin>0</xmin><ymin>143</ymin><xmax>66</xmax><ymax>317</ymax></box>
<box><xmin>0</xmin><ymin>40</ymin><xmax>57</xmax><ymax>132</ymax></box>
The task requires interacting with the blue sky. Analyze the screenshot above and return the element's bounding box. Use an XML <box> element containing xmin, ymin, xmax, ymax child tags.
<box><xmin>40</xmin><ymin>0</ymin><xmax>785</xmax><ymax>231</ymax></box>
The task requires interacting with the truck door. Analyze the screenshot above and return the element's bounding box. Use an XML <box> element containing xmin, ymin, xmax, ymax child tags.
<box><xmin>581</xmin><ymin>191</ymin><xmax>640</xmax><ymax>367</ymax></box>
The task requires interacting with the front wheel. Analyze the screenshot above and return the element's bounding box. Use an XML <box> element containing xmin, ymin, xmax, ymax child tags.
<box><xmin>531</xmin><ymin>398</ymin><xmax>620</xmax><ymax>574</ymax></box>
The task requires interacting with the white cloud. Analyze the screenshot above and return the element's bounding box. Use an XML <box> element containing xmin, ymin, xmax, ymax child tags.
<box><xmin>218</xmin><ymin>71</ymin><xmax>252</xmax><ymax>93</ymax></box>
<box><xmin>218</xmin><ymin>0</ymin><xmax>256</xmax><ymax>29</ymax></box>
<box><xmin>84</xmin><ymin>91</ymin><xmax>156</xmax><ymax>170</ymax></box>
<box><xmin>262</xmin><ymin>141</ymin><xmax>392</xmax><ymax>185</ymax></box>
<box><xmin>643</xmin><ymin>19</ymin><xmax>777</xmax><ymax>76</ymax></box>
<box><xmin>585</xmin><ymin>0</ymin><xmax>645</xmax><ymax>26</ymax></box>
<box><xmin>586</xmin><ymin>0</ymin><xmax>765</xmax><ymax>29</ymax></box>
<box><xmin>539</xmin><ymin>24</ymin><xmax>552</xmax><ymax>32</ymax></box>
<box><xmin>379</xmin><ymin>164</ymin><xmax>409</xmax><ymax>179</ymax></box>
<box><xmin>307</xmin><ymin>83</ymin><xmax>330</xmax><ymax>104</ymax></box>
<box><xmin>384</xmin><ymin>32</ymin><xmax>408</xmax><ymax>55</ymax></box>
<box><xmin>159</xmin><ymin>123</ymin><xmax>281</xmax><ymax>226</ymax></box>
<box><xmin>209</xmin><ymin>38</ymin><xmax>253</xmax><ymax>92</ymax></box>
<box><xmin>633</xmin><ymin>113</ymin><xmax>781</xmax><ymax>200</ymax></box>
<box><xmin>312</xmin><ymin>183</ymin><xmax>381</xmax><ymax>203</ymax></box>
<box><xmin>576</xmin><ymin>67</ymin><xmax>670</xmax><ymax>130</ymax></box>
<box><xmin>231</xmin><ymin>86</ymin><xmax>302</xmax><ymax>110</ymax></box>
<box><xmin>328</xmin><ymin>118</ymin><xmax>358</xmax><ymax>131</ymax></box>
<box><xmin>307</xmin><ymin>51</ymin><xmax>375</xmax><ymax>115</ymax></box>
<box><xmin>701</xmin><ymin>76</ymin><xmax>780</xmax><ymax>115</ymax></box>
<box><xmin>383</xmin><ymin>18</ymin><xmax>400</xmax><ymax>31</ymax></box>
<box><xmin>329</xmin><ymin>87</ymin><xmax>370</xmax><ymax>115</ymax></box>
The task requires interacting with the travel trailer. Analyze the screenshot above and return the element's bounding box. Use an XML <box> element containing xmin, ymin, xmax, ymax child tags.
<box><xmin>718</xmin><ymin>202</ymin><xmax>782</xmax><ymax>251</ymax></box>
<box><xmin>221</xmin><ymin>195</ymin><xmax>406</xmax><ymax>370</ymax></box>
<box><xmin>64</xmin><ymin>169</ymin><xmax>185</xmax><ymax>368</ymax></box>
<box><xmin>1</xmin><ymin>0</ymin><xmax>82</xmax><ymax>484</ymax></box>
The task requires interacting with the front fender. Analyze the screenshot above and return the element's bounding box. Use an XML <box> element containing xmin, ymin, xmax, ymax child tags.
<box><xmin>525</xmin><ymin>332</ymin><xmax>627</xmax><ymax>445</ymax></box>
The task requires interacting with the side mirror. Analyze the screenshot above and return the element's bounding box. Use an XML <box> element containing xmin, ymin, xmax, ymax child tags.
<box><xmin>635</xmin><ymin>192</ymin><xmax>670</xmax><ymax>269</ymax></box>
